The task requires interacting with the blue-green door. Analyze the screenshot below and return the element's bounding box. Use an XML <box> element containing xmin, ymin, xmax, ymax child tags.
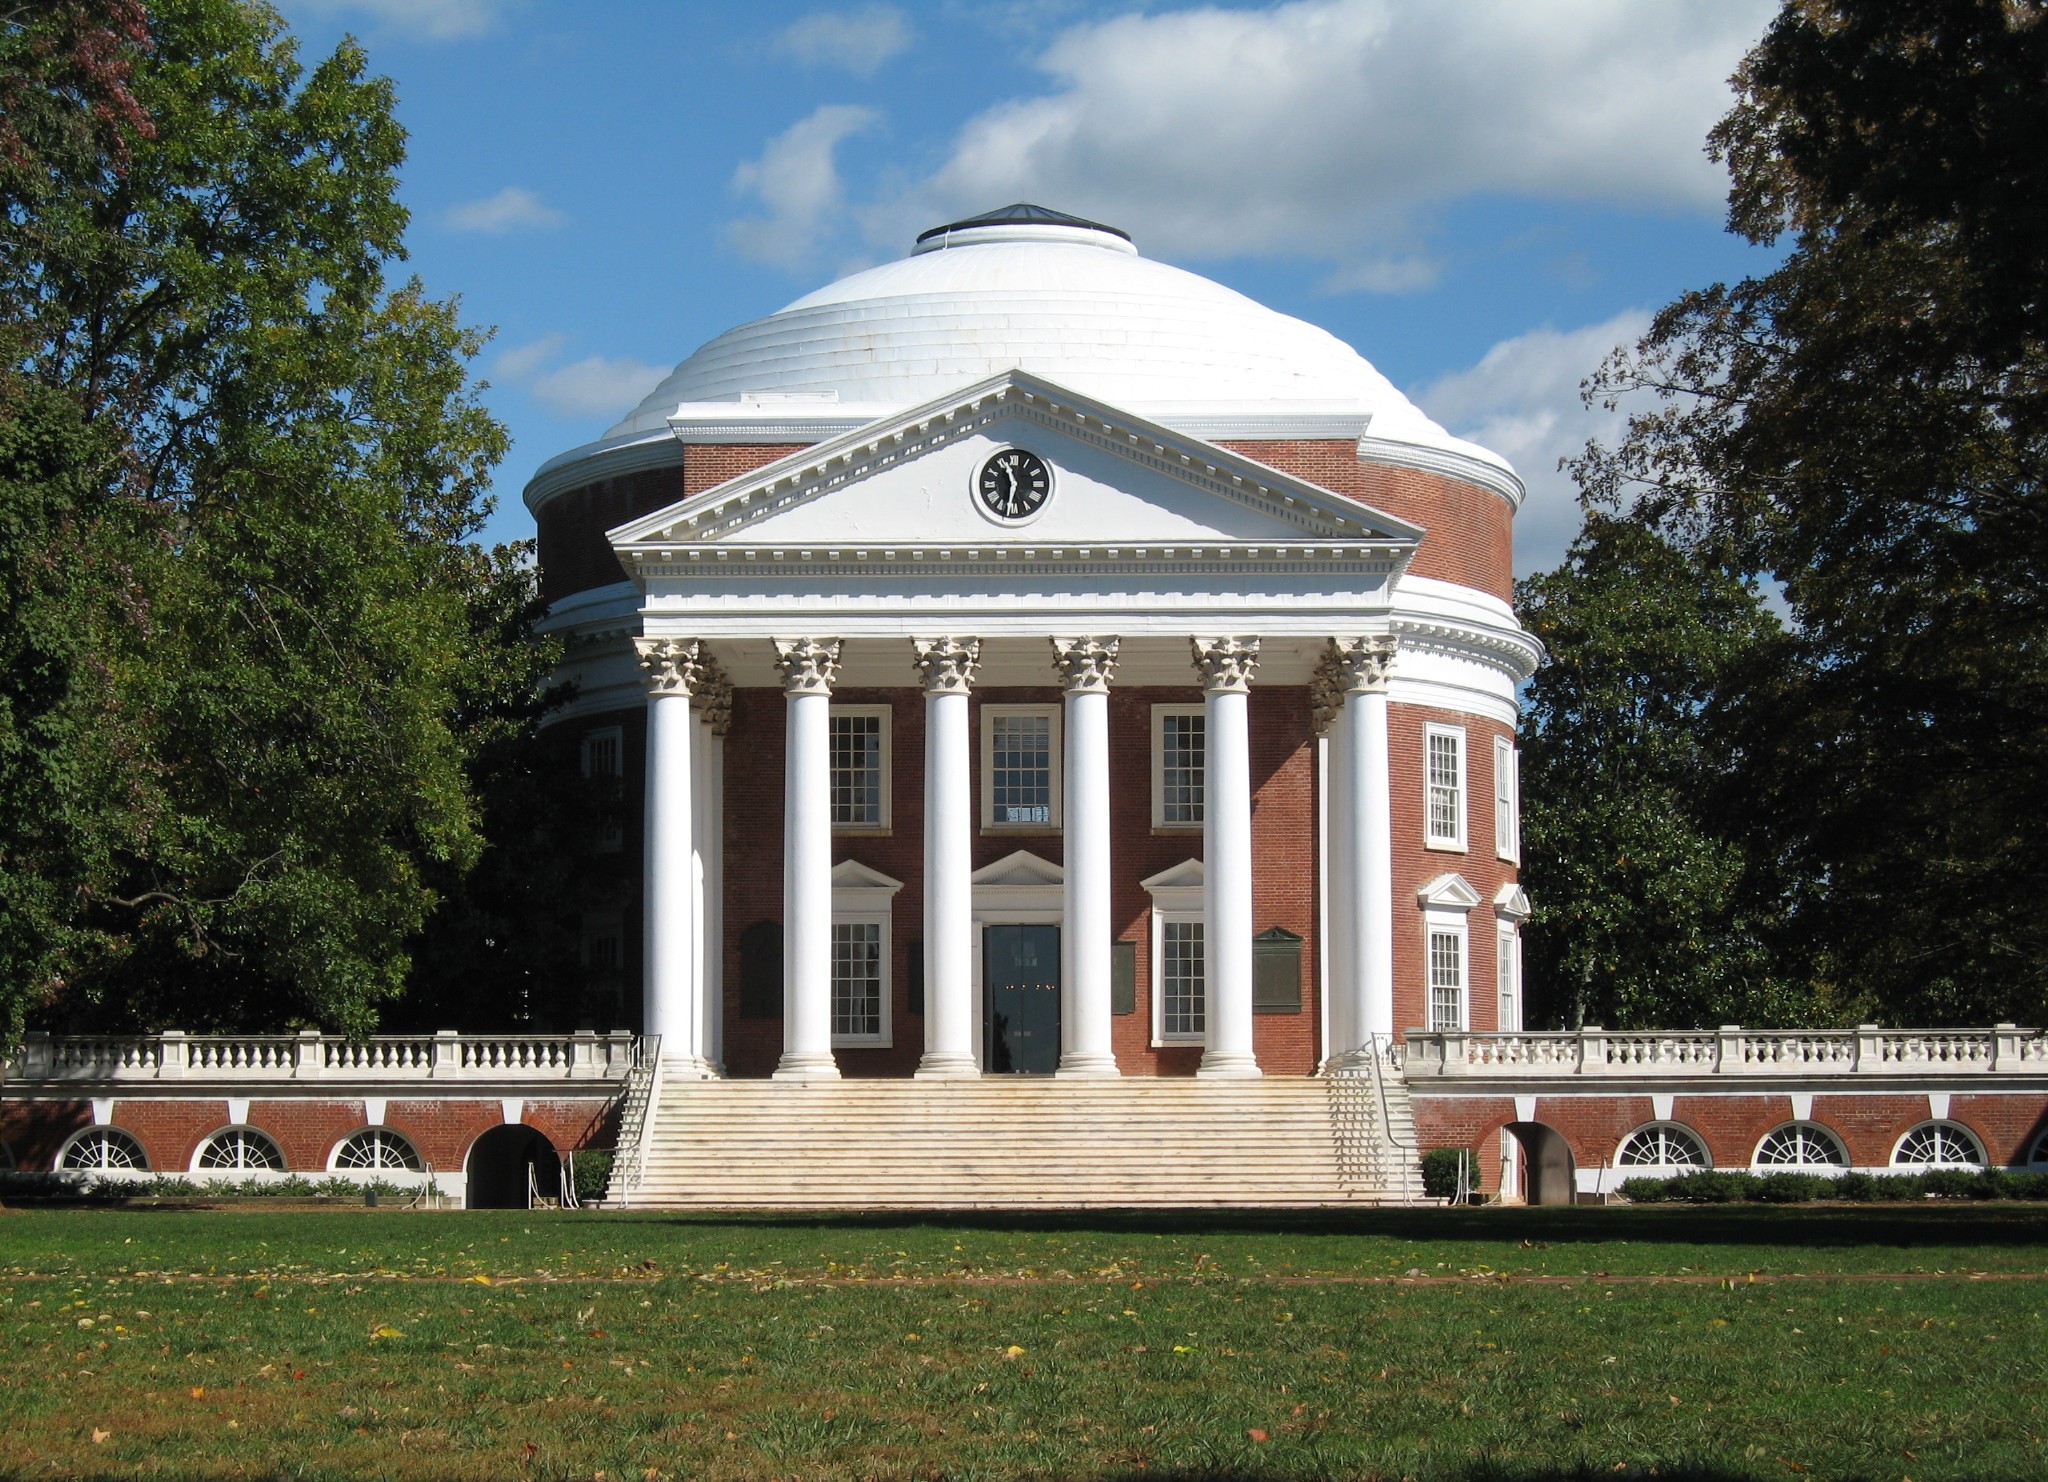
<box><xmin>984</xmin><ymin>925</ymin><xmax>1061</xmax><ymax>1074</ymax></box>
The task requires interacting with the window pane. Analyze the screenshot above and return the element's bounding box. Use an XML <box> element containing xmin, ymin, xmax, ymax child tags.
<box><xmin>991</xmin><ymin>713</ymin><xmax>1052</xmax><ymax>824</ymax></box>
<box><xmin>1163</xmin><ymin>921</ymin><xmax>1205</xmax><ymax>1037</ymax></box>
<box><xmin>1428</xmin><ymin>929</ymin><xmax>1463</xmax><ymax>1030</ymax></box>
<box><xmin>1160</xmin><ymin>712</ymin><xmax>1204</xmax><ymax>825</ymax></box>
<box><xmin>1427</xmin><ymin>731</ymin><xmax>1463</xmax><ymax>843</ymax></box>
<box><xmin>1496</xmin><ymin>929</ymin><xmax>1518</xmax><ymax>1032</ymax></box>
<box><xmin>831</xmin><ymin>922</ymin><xmax>883</xmax><ymax>1038</ymax></box>
<box><xmin>830</xmin><ymin>714</ymin><xmax>884</xmax><ymax>826</ymax></box>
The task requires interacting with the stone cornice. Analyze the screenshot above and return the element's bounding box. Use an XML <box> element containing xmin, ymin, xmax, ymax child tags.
<box><xmin>1357</xmin><ymin>435</ymin><xmax>1526</xmax><ymax>510</ymax></box>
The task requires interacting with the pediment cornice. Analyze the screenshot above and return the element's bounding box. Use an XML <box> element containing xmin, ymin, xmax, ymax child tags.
<box><xmin>607</xmin><ymin>370</ymin><xmax>1423</xmax><ymax>574</ymax></box>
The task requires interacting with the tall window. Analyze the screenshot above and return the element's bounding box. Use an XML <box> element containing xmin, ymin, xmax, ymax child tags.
<box><xmin>1153</xmin><ymin>706</ymin><xmax>1205</xmax><ymax>827</ymax></box>
<box><xmin>831</xmin><ymin>922</ymin><xmax>884</xmax><ymax>1040</ymax></box>
<box><xmin>582</xmin><ymin>726</ymin><xmax>624</xmax><ymax>853</ymax></box>
<box><xmin>1496</xmin><ymin>926</ymin><xmax>1520</xmax><ymax>1031</ymax></box>
<box><xmin>983</xmin><ymin>706</ymin><xmax>1060</xmax><ymax>828</ymax></box>
<box><xmin>1428</xmin><ymin>927</ymin><xmax>1465</xmax><ymax>1030</ymax></box>
<box><xmin>1494</xmin><ymin>734</ymin><xmax>1519</xmax><ymax>861</ymax></box>
<box><xmin>829</xmin><ymin>707</ymin><xmax>890</xmax><ymax>829</ymax></box>
<box><xmin>1161</xmin><ymin>920</ymin><xmax>1206</xmax><ymax>1040</ymax></box>
<box><xmin>1425</xmin><ymin>725</ymin><xmax>1466</xmax><ymax>849</ymax></box>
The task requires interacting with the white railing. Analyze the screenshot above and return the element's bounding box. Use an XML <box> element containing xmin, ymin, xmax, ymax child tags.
<box><xmin>4</xmin><ymin>1029</ymin><xmax>641</xmax><ymax>1087</ymax></box>
<box><xmin>1405</xmin><ymin>1024</ymin><xmax>2046</xmax><ymax>1079</ymax></box>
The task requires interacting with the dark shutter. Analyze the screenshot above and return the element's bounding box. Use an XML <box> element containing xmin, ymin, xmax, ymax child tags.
<box><xmin>907</xmin><ymin>938</ymin><xmax>925</xmax><ymax>1016</ymax></box>
<box><xmin>1253</xmin><ymin>926</ymin><xmax>1303</xmax><ymax>1013</ymax></box>
<box><xmin>738</xmin><ymin>920</ymin><xmax>783</xmax><ymax>1019</ymax></box>
<box><xmin>1112</xmin><ymin>940</ymin><xmax>1137</xmax><ymax>1015</ymax></box>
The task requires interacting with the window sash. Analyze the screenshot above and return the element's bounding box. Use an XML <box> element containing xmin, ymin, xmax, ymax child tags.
<box><xmin>1161</xmin><ymin>919</ymin><xmax>1206</xmax><ymax>1039</ymax></box>
<box><xmin>830</xmin><ymin>921</ymin><xmax>884</xmax><ymax>1039</ymax></box>
<box><xmin>1496</xmin><ymin>927</ymin><xmax>1519</xmax><ymax>1032</ymax></box>
<box><xmin>1426</xmin><ymin>727</ymin><xmax>1465</xmax><ymax>847</ymax></box>
<box><xmin>1428</xmin><ymin>927</ymin><xmax>1464</xmax><ymax>1030</ymax></box>
<box><xmin>1155</xmin><ymin>709</ymin><xmax>1205</xmax><ymax>826</ymax></box>
<box><xmin>829</xmin><ymin>712</ymin><xmax>887</xmax><ymax>827</ymax></box>
<box><xmin>986</xmin><ymin>708</ymin><xmax>1057</xmax><ymax>826</ymax></box>
<box><xmin>1494</xmin><ymin>735</ymin><xmax>1519</xmax><ymax>861</ymax></box>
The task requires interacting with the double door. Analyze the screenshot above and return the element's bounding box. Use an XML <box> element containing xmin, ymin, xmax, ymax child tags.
<box><xmin>983</xmin><ymin>924</ymin><xmax>1060</xmax><ymax>1074</ymax></box>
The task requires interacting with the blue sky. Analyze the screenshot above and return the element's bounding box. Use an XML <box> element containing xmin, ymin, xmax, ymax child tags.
<box><xmin>276</xmin><ymin>0</ymin><xmax>1781</xmax><ymax>573</ymax></box>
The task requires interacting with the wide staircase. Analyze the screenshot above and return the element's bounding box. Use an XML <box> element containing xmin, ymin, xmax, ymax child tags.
<box><xmin>617</xmin><ymin>1068</ymin><xmax>1427</xmax><ymax>1209</ymax></box>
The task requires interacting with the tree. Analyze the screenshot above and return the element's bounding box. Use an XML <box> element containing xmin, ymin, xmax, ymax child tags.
<box><xmin>1575</xmin><ymin>0</ymin><xmax>2048</xmax><ymax>1025</ymax></box>
<box><xmin>0</xmin><ymin>0</ymin><xmax>520</xmax><ymax>1037</ymax></box>
<box><xmin>1517</xmin><ymin>516</ymin><xmax>1805</xmax><ymax>1029</ymax></box>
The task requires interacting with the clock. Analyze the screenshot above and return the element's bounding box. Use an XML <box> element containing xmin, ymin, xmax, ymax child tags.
<box><xmin>975</xmin><ymin>447</ymin><xmax>1052</xmax><ymax>521</ymax></box>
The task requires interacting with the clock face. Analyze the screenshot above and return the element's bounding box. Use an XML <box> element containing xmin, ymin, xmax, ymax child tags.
<box><xmin>976</xmin><ymin>447</ymin><xmax>1052</xmax><ymax>521</ymax></box>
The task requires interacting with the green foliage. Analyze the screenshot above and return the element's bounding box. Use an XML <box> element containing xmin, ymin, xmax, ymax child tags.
<box><xmin>1418</xmin><ymin>1147</ymin><xmax>1475</xmax><ymax>1200</ymax></box>
<box><xmin>570</xmin><ymin>1149</ymin><xmax>615</xmax><ymax>1205</ymax></box>
<box><xmin>1620</xmin><ymin>1167</ymin><xmax>2048</xmax><ymax>1203</ymax></box>
<box><xmin>1574</xmin><ymin>1</ymin><xmax>2048</xmax><ymax>1026</ymax></box>
<box><xmin>1517</xmin><ymin>516</ymin><xmax>1804</xmax><ymax>1029</ymax></box>
<box><xmin>0</xmin><ymin>0</ymin><xmax>525</xmax><ymax>1036</ymax></box>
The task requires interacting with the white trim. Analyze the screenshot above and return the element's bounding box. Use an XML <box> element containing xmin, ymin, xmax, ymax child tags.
<box><xmin>1495</xmin><ymin>923</ymin><xmax>1521</xmax><ymax>1033</ymax></box>
<box><xmin>1141</xmin><ymin>859</ymin><xmax>1207</xmax><ymax>1047</ymax></box>
<box><xmin>981</xmin><ymin>703</ymin><xmax>1062</xmax><ymax>831</ymax></box>
<box><xmin>1150</xmin><ymin>703</ymin><xmax>1206</xmax><ymax>830</ymax></box>
<box><xmin>830</xmin><ymin>859</ymin><xmax>904</xmax><ymax>1049</ymax></box>
<box><xmin>1424</xmin><ymin>916</ymin><xmax>1468</xmax><ymax>1032</ymax></box>
<box><xmin>1423</xmin><ymin>723</ymin><xmax>1467</xmax><ymax>852</ymax></box>
<box><xmin>1494</xmin><ymin>734</ymin><xmax>1520</xmax><ymax>863</ymax></box>
<box><xmin>828</xmin><ymin>703</ymin><xmax>893</xmax><ymax>832</ymax></box>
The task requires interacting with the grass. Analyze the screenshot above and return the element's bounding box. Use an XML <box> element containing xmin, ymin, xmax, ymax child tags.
<box><xmin>0</xmin><ymin>1203</ymin><xmax>2044</xmax><ymax>1479</ymax></box>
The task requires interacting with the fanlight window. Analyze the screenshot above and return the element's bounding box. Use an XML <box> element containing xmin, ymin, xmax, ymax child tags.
<box><xmin>2029</xmin><ymin>1130</ymin><xmax>2048</xmax><ymax>1167</ymax></box>
<box><xmin>198</xmin><ymin>1128</ymin><xmax>286</xmax><ymax>1173</ymax></box>
<box><xmin>59</xmin><ymin>1128</ymin><xmax>148</xmax><ymax>1173</ymax></box>
<box><xmin>1617</xmin><ymin>1124</ymin><xmax>1709</xmax><ymax>1169</ymax></box>
<box><xmin>1755</xmin><ymin>1123</ymin><xmax>1847</xmax><ymax>1169</ymax></box>
<box><xmin>1892</xmin><ymin>1121</ymin><xmax>1984</xmax><ymax>1169</ymax></box>
<box><xmin>334</xmin><ymin>1128</ymin><xmax>422</xmax><ymax>1173</ymax></box>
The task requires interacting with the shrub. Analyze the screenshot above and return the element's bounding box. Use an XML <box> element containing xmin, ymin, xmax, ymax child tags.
<box><xmin>1832</xmin><ymin>1171</ymin><xmax>1882</xmax><ymax>1201</ymax></box>
<box><xmin>1919</xmin><ymin>1168</ymin><xmax>1989</xmax><ymax>1199</ymax></box>
<box><xmin>1754</xmin><ymin>1172</ymin><xmax>1830</xmax><ymax>1203</ymax></box>
<box><xmin>569</xmin><ymin>1149</ymin><xmax>615</xmax><ymax>1204</ymax></box>
<box><xmin>1616</xmin><ymin>1177</ymin><xmax>1669</xmax><ymax>1204</ymax></box>
<box><xmin>1664</xmin><ymin>1170</ymin><xmax>1760</xmax><ymax>1203</ymax></box>
<box><xmin>1419</xmin><ymin>1147</ymin><xmax>1475</xmax><ymax>1200</ymax></box>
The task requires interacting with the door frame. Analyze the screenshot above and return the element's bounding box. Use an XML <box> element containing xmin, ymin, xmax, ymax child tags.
<box><xmin>971</xmin><ymin>912</ymin><xmax>1061</xmax><ymax>1074</ymax></box>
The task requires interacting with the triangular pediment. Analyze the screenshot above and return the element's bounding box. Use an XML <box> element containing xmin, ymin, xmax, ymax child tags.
<box><xmin>1139</xmin><ymin>858</ymin><xmax>1205</xmax><ymax>893</ymax></box>
<box><xmin>1417</xmin><ymin>872</ymin><xmax>1483</xmax><ymax>911</ymax></box>
<box><xmin>607</xmin><ymin>370</ymin><xmax>1421</xmax><ymax>575</ymax></box>
<box><xmin>1494</xmin><ymin>883</ymin><xmax>1531</xmax><ymax>921</ymax></box>
<box><xmin>970</xmin><ymin>849</ymin><xmax>1064</xmax><ymax>889</ymax></box>
<box><xmin>830</xmin><ymin>859</ymin><xmax>904</xmax><ymax>896</ymax></box>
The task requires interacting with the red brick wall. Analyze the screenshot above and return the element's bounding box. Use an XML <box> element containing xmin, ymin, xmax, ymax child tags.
<box><xmin>1217</xmin><ymin>440</ymin><xmax>1514</xmax><ymax>602</ymax></box>
<box><xmin>1390</xmin><ymin>702</ymin><xmax>1519</xmax><ymax>1038</ymax></box>
<box><xmin>682</xmin><ymin>444</ymin><xmax>808</xmax><ymax>497</ymax></box>
<box><xmin>247</xmin><ymin>1099</ymin><xmax>368</xmax><ymax>1174</ymax></box>
<box><xmin>0</xmin><ymin>1101</ymin><xmax>92</xmax><ymax>1171</ymax></box>
<box><xmin>717</xmin><ymin>683</ymin><xmax>1323</xmax><ymax>1078</ymax></box>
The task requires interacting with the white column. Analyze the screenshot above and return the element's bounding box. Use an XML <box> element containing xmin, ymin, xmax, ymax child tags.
<box><xmin>913</xmin><ymin>637</ymin><xmax>980</xmax><ymax>1078</ymax></box>
<box><xmin>1319</xmin><ymin>687</ymin><xmax>1356</xmax><ymax>1066</ymax></box>
<box><xmin>634</xmin><ymin>637</ymin><xmax>698</xmax><ymax>1064</ymax></box>
<box><xmin>1327</xmin><ymin>636</ymin><xmax>1398</xmax><ymax>1056</ymax></box>
<box><xmin>773</xmin><ymin>638</ymin><xmax>841</xmax><ymax>1080</ymax></box>
<box><xmin>1193</xmin><ymin>637</ymin><xmax>1261</xmax><ymax>1078</ymax></box>
<box><xmin>1052</xmin><ymin>636</ymin><xmax>1120</xmax><ymax>1076</ymax></box>
<box><xmin>695</xmin><ymin>661</ymin><xmax>731</xmax><ymax>1076</ymax></box>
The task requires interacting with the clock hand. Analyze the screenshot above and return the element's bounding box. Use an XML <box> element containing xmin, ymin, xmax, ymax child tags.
<box><xmin>1002</xmin><ymin>461</ymin><xmax>1020</xmax><ymax>513</ymax></box>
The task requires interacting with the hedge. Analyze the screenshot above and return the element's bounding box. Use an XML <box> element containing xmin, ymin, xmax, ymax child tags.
<box><xmin>1615</xmin><ymin>1167</ymin><xmax>2048</xmax><ymax>1204</ymax></box>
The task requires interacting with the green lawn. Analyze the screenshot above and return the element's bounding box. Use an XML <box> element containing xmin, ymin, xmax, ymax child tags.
<box><xmin>0</xmin><ymin>1204</ymin><xmax>2043</xmax><ymax>1480</ymax></box>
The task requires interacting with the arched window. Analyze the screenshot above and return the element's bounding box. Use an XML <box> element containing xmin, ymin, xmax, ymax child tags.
<box><xmin>333</xmin><ymin>1128</ymin><xmax>422</xmax><ymax>1173</ymax></box>
<box><xmin>196</xmin><ymin>1128</ymin><xmax>286</xmax><ymax>1173</ymax></box>
<box><xmin>2027</xmin><ymin>1130</ymin><xmax>2048</xmax><ymax>1167</ymax></box>
<box><xmin>58</xmin><ymin>1128</ymin><xmax>148</xmax><ymax>1173</ymax></box>
<box><xmin>1616</xmin><ymin>1124</ymin><xmax>1709</xmax><ymax>1169</ymax></box>
<box><xmin>1892</xmin><ymin>1121</ymin><xmax>1984</xmax><ymax>1169</ymax></box>
<box><xmin>1754</xmin><ymin>1123</ymin><xmax>1848</xmax><ymax>1169</ymax></box>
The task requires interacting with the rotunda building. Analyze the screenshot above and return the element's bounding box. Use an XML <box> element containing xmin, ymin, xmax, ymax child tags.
<box><xmin>527</xmin><ymin>204</ymin><xmax>1539</xmax><ymax>1084</ymax></box>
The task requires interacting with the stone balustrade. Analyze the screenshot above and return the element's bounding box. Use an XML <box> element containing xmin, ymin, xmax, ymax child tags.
<box><xmin>1404</xmin><ymin>1024</ymin><xmax>2048</xmax><ymax>1079</ymax></box>
<box><xmin>4</xmin><ymin>1030</ymin><xmax>642</xmax><ymax>1088</ymax></box>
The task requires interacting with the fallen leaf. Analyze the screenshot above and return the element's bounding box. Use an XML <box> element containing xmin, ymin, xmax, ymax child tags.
<box><xmin>91</xmin><ymin>1429</ymin><xmax>111</xmax><ymax>1445</ymax></box>
<box><xmin>1248</xmin><ymin>1429</ymin><xmax>1270</xmax><ymax>1442</ymax></box>
<box><xmin>189</xmin><ymin>1387</ymin><xmax>205</xmax><ymax>1400</ymax></box>
<box><xmin>1004</xmin><ymin>1345</ymin><xmax>1027</xmax><ymax>1359</ymax></box>
<box><xmin>372</xmin><ymin>1326</ymin><xmax>403</xmax><ymax>1340</ymax></box>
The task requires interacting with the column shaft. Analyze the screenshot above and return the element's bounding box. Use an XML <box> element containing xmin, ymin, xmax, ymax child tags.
<box><xmin>774</xmin><ymin>639</ymin><xmax>841</xmax><ymax>1079</ymax></box>
<box><xmin>1194</xmin><ymin>638</ymin><xmax>1260</xmax><ymax>1078</ymax></box>
<box><xmin>1359</xmin><ymin>686</ymin><xmax>1395</xmax><ymax>1039</ymax></box>
<box><xmin>635</xmin><ymin>639</ymin><xmax>696</xmax><ymax>1058</ymax></box>
<box><xmin>1054</xmin><ymin>638</ymin><xmax>1119</xmax><ymax>1076</ymax></box>
<box><xmin>1323</xmin><ymin>703</ymin><xmax>1356</xmax><ymax>1063</ymax></box>
<box><xmin>915</xmin><ymin>638</ymin><xmax>979</xmax><ymax>1077</ymax></box>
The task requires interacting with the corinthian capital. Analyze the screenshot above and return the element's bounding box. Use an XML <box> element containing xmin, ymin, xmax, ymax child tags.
<box><xmin>773</xmin><ymin>638</ymin><xmax>841</xmax><ymax>696</ymax></box>
<box><xmin>1050</xmin><ymin>636</ymin><xmax>1120</xmax><ymax>694</ymax></box>
<box><xmin>689</xmin><ymin>651</ymin><xmax>734</xmax><ymax>733</ymax></box>
<box><xmin>1191</xmin><ymin>636</ymin><xmax>1260</xmax><ymax>694</ymax></box>
<box><xmin>634</xmin><ymin>636</ymin><xmax>699</xmax><ymax>697</ymax></box>
<box><xmin>1326</xmin><ymin>635</ymin><xmax>1398</xmax><ymax>697</ymax></box>
<box><xmin>912</xmin><ymin>637</ymin><xmax>981</xmax><ymax>695</ymax></box>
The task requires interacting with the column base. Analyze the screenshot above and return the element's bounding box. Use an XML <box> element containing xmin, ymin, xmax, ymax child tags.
<box><xmin>914</xmin><ymin>1051</ymin><xmax>979</xmax><ymax>1079</ymax></box>
<box><xmin>1056</xmin><ymin>1053</ymin><xmax>1121</xmax><ymax>1077</ymax></box>
<box><xmin>663</xmin><ymin>1053</ymin><xmax>722</xmax><ymax>1081</ymax></box>
<box><xmin>1197</xmin><ymin>1050</ymin><xmax>1263</xmax><ymax>1079</ymax></box>
<box><xmin>1320</xmin><ymin>1050</ymin><xmax>1377</xmax><ymax>1077</ymax></box>
<box><xmin>771</xmin><ymin>1051</ymin><xmax>841</xmax><ymax>1080</ymax></box>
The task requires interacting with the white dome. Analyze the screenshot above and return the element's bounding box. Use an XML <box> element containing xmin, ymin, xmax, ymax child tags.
<box><xmin>602</xmin><ymin>211</ymin><xmax>1509</xmax><ymax>480</ymax></box>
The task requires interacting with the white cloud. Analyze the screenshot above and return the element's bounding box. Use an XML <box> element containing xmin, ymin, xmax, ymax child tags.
<box><xmin>492</xmin><ymin>335</ymin><xmax>668</xmax><ymax>421</ymax></box>
<box><xmin>865</xmin><ymin>0</ymin><xmax>1773</xmax><ymax>278</ymax></box>
<box><xmin>446</xmin><ymin>186</ymin><xmax>565</xmax><ymax>235</ymax></box>
<box><xmin>1412</xmin><ymin>309</ymin><xmax>1652</xmax><ymax>576</ymax></box>
<box><xmin>774</xmin><ymin>5</ymin><xmax>914</xmax><ymax>76</ymax></box>
<box><xmin>729</xmin><ymin>105</ymin><xmax>881</xmax><ymax>269</ymax></box>
<box><xmin>294</xmin><ymin>0</ymin><xmax>518</xmax><ymax>41</ymax></box>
